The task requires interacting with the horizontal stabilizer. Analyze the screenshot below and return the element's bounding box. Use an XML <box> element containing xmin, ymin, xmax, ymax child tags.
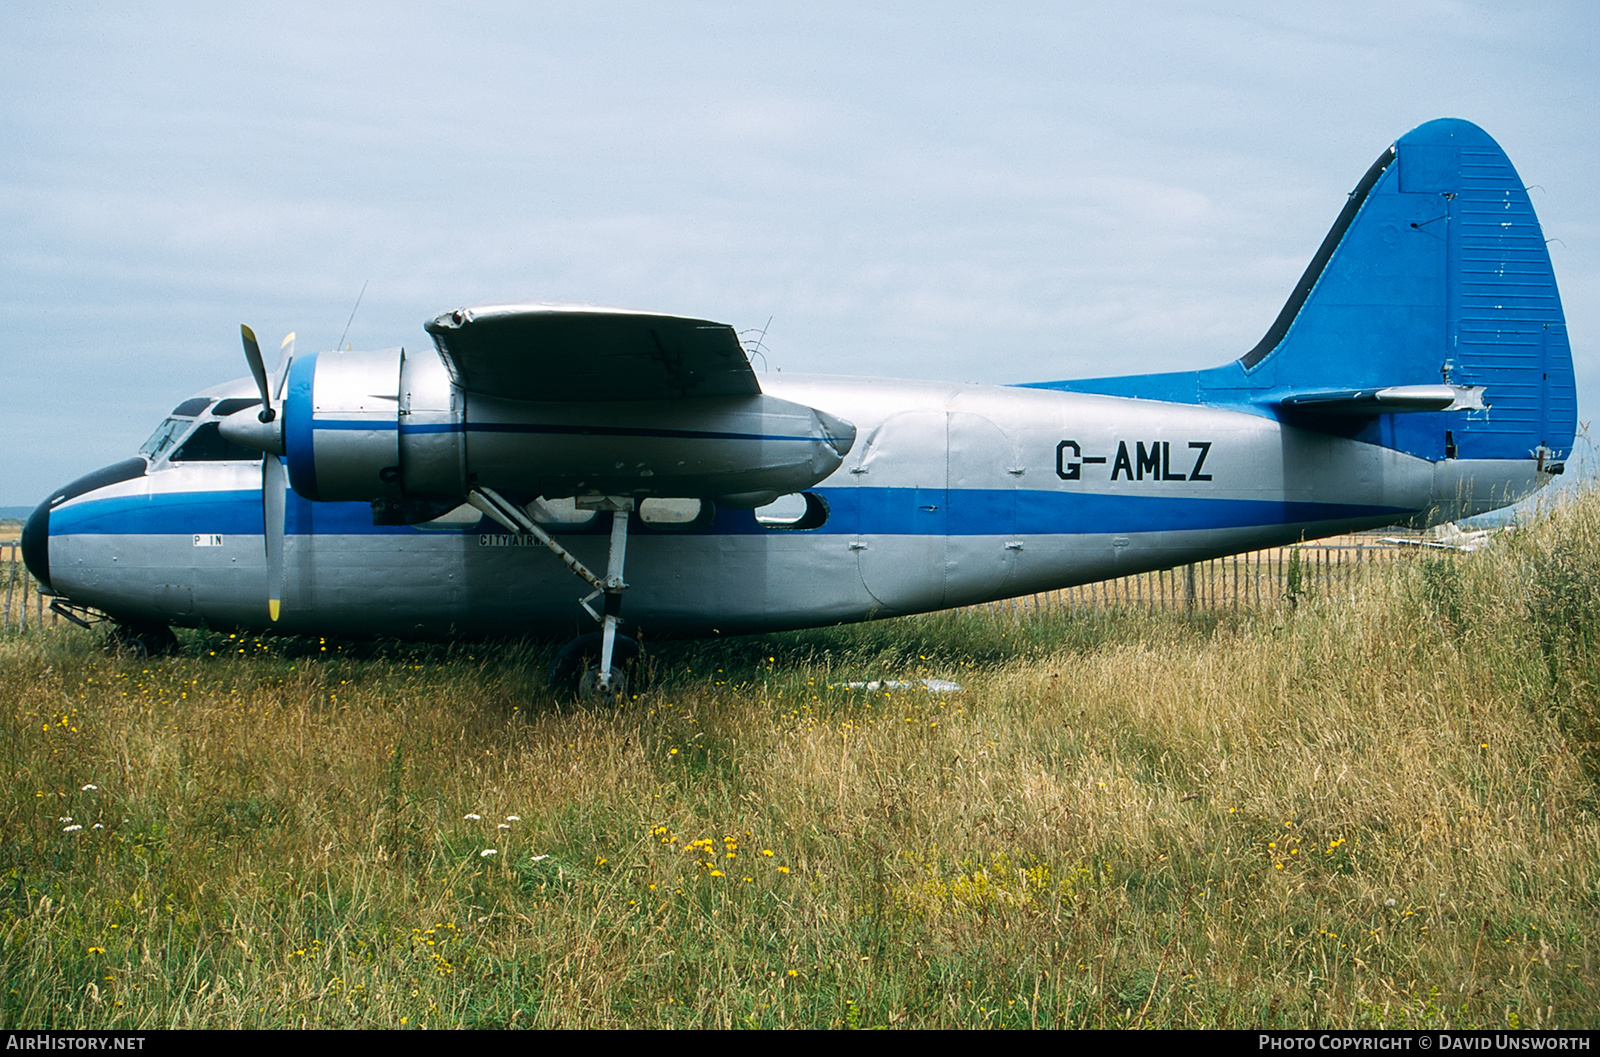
<box><xmin>1277</xmin><ymin>384</ymin><xmax>1486</xmax><ymax>416</ymax></box>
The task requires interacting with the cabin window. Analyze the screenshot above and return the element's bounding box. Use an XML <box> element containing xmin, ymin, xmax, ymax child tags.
<box><xmin>755</xmin><ymin>492</ymin><xmax>830</xmax><ymax>530</ymax></box>
<box><xmin>169</xmin><ymin>422</ymin><xmax>262</xmax><ymax>462</ymax></box>
<box><xmin>409</xmin><ymin>502</ymin><xmax>484</xmax><ymax>530</ymax></box>
<box><xmin>171</xmin><ymin>397</ymin><xmax>213</xmax><ymax>417</ymax></box>
<box><xmin>638</xmin><ymin>497</ymin><xmax>712</xmax><ymax>530</ymax></box>
<box><xmin>528</xmin><ymin>496</ymin><xmax>598</xmax><ymax>528</ymax></box>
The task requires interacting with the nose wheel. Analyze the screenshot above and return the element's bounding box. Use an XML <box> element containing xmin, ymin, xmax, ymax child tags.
<box><xmin>108</xmin><ymin>621</ymin><xmax>178</xmax><ymax>658</ymax></box>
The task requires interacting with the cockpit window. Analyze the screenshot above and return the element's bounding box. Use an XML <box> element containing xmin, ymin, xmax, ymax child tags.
<box><xmin>171</xmin><ymin>397</ymin><xmax>213</xmax><ymax>417</ymax></box>
<box><xmin>139</xmin><ymin>417</ymin><xmax>194</xmax><ymax>460</ymax></box>
<box><xmin>211</xmin><ymin>397</ymin><xmax>263</xmax><ymax>418</ymax></box>
<box><xmin>170</xmin><ymin>422</ymin><xmax>262</xmax><ymax>462</ymax></box>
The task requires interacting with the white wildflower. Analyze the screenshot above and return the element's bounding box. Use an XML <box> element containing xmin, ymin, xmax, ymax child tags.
<box><xmin>505</xmin><ymin>815</ymin><xmax>521</xmax><ymax>822</ymax></box>
<box><xmin>63</xmin><ymin>824</ymin><xmax>83</xmax><ymax>832</ymax></box>
<box><xmin>480</xmin><ymin>849</ymin><xmax>498</xmax><ymax>858</ymax></box>
<box><xmin>464</xmin><ymin>813</ymin><xmax>482</xmax><ymax>820</ymax></box>
<box><xmin>81</xmin><ymin>784</ymin><xmax>98</xmax><ymax>791</ymax></box>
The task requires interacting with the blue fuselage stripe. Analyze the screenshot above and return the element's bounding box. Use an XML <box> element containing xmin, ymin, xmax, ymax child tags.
<box><xmin>48</xmin><ymin>486</ymin><xmax>1411</xmax><ymax>538</ymax></box>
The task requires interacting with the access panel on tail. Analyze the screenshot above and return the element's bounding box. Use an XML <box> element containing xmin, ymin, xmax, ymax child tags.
<box><xmin>1032</xmin><ymin>119</ymin><xmax>1576</xmax><ymax>472</ymax></box>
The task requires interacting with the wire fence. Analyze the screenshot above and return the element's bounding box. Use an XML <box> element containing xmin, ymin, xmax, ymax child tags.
<box><xmin>1</xmin><ymin>541</ymin><xmax>57</xmax><ymax>632</ymax></box>
<box><xmin>981</xmin><ymin>534</ymin><xmax>1440</xmax><ymax>617</ymax></box>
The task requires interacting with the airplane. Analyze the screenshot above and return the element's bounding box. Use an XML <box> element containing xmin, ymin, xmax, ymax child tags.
<box><xmin>20</xmin><ymin>118</ymin><xmax>1576</xmax><ymax>698</ymax></box>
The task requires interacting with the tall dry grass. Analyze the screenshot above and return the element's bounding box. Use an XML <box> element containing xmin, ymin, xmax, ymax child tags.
<box><xmin>2</xmin><ymin>497</ymin><xmax>1597</xmax><ymax>1028</ymax></box>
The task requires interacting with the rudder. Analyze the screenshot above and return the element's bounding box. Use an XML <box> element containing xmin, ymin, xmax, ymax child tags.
<box><xmin>1245</xmin><ymin>118</ymin><xmax>1575</xmax><ymax>465</ymax></box>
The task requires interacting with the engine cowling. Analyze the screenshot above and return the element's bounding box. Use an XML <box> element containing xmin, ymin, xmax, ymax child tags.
<box><xmin>230</xmin><ymin>346</ymin><xmax>854</xmax><ymax>507</ymax></box>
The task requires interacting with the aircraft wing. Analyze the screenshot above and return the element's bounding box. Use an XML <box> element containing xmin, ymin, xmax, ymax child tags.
<box><xmin>425</xmin><ymin>305</ymin><xmax>760</xmax><ymax>402</ymax></box>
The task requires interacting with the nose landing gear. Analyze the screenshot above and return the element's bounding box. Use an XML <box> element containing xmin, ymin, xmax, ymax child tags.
<box><xmin>109</xmin><ymin>621</ymin><xmax>178</xmax><ymax>658</ymax></box>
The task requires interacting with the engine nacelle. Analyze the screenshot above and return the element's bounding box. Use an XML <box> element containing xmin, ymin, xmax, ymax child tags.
<box><xmin>459</xmin><ymin>391</ymin><xmax>855</xmax><ymax>502</ymax></box>
<box><xmin>257</xmin><ymin>347</ymin><xmax>853</xmax><ymax>506</ymax></box>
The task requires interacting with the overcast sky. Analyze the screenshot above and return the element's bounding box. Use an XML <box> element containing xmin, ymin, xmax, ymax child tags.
<box><xmin>3</xmin><ymin>1</ymin><xmax>1595</xmax><ymax>506</ymax></box>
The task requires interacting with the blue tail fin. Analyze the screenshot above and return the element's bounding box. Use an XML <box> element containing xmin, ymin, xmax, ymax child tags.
<box><xmin>1031</xmin><ymin>119</ymin><xmax>1577</xmax><ymax>465</ymax></box>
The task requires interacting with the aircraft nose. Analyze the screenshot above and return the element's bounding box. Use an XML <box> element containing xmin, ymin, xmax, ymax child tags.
<box><xmin>21</xmin><ymin>496</ymin><xmax>51</xmax><ymax>594</ymax></box>
<box><xmin>21</xmin><ymin>457</ymin><xmax>151</xmax><ymax>598</ymax></box>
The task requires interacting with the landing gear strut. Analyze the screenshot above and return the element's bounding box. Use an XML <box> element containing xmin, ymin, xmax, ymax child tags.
<box><xmin>467</xmin><ymin>487</ymin><xmax>640</xmax><ymax>702</ymax></box>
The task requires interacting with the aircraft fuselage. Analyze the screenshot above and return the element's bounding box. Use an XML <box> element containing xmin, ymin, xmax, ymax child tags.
<box><xmin>29</xmin><ymin>371</ymin><xmax>1539</xmax><ymax>639</ymax></box>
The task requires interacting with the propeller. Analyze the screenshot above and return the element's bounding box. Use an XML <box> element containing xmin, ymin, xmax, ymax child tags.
<box><xmin>220</xmin><ymin>326</ymin><xmax>288</xmax><ymax>455</ymax></box>
<box><xmin>223</xmin><ymin>327</ymin><xmax>296</xmax><ymax>621</ymax></box>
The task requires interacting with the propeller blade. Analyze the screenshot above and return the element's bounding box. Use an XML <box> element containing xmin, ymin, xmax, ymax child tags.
<box><xmin>264</xmin><ymin>453</ymin><xmax>287</xmax><ymax>622</ymax></box>
<box><xmin>221</xmin><ymin>325</ymin><xmax>289</xmax><ymax>454</ymax></box>
<box><xmin>271</xmin><ymin>332</ymin><xmax>296</xmax><ymax>402</ymax></box>
<box><xmin>241</xmin><ymin>325</ymin><xmax>272</xmax><ymax>410</ymax></box>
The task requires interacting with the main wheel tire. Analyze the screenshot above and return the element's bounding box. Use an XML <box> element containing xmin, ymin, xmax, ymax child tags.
<box><xmin>548</xmin><ymin>632</ymin><xmax>646</xmax><ymax>703</ymax></box>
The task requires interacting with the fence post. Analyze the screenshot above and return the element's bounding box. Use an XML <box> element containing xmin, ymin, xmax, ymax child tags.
<box><xmin>1231</xmin><ymin>554</ymin><xmax>1239</xmax><ymax>614</ymax></box>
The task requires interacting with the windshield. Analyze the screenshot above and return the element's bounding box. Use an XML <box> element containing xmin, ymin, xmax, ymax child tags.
<box><xmin>138</xmin><ymin>417</ymin><xmax>195</xmax><ymax>461</ymax></box>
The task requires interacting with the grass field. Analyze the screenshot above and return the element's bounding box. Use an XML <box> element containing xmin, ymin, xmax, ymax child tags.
<box><xmin>2</xmin><ymin>499</ymin><xmax>1598</xmax><ymax>1029</ymax></box>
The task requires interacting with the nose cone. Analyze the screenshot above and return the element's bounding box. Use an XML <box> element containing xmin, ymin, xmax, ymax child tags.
<box><xmin>21</xmin><ymin>497</ymin><xmax>51</xmax><ymax>594</ymax></box>
<box><xmin>22</xmin><ymin>457</ymin><xmax>150</xmax><ymax>599</ymax></box>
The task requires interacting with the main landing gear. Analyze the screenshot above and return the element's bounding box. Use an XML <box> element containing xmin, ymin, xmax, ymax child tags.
<box><xmin>467</xmin><ymin>487</ymin><xmax>642</xmax><ymax>703</ymax></box>
<box><xmin>547</xmin><ymin>631</ymin><xmax>647</xmax><ymax>703</ymax></box>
